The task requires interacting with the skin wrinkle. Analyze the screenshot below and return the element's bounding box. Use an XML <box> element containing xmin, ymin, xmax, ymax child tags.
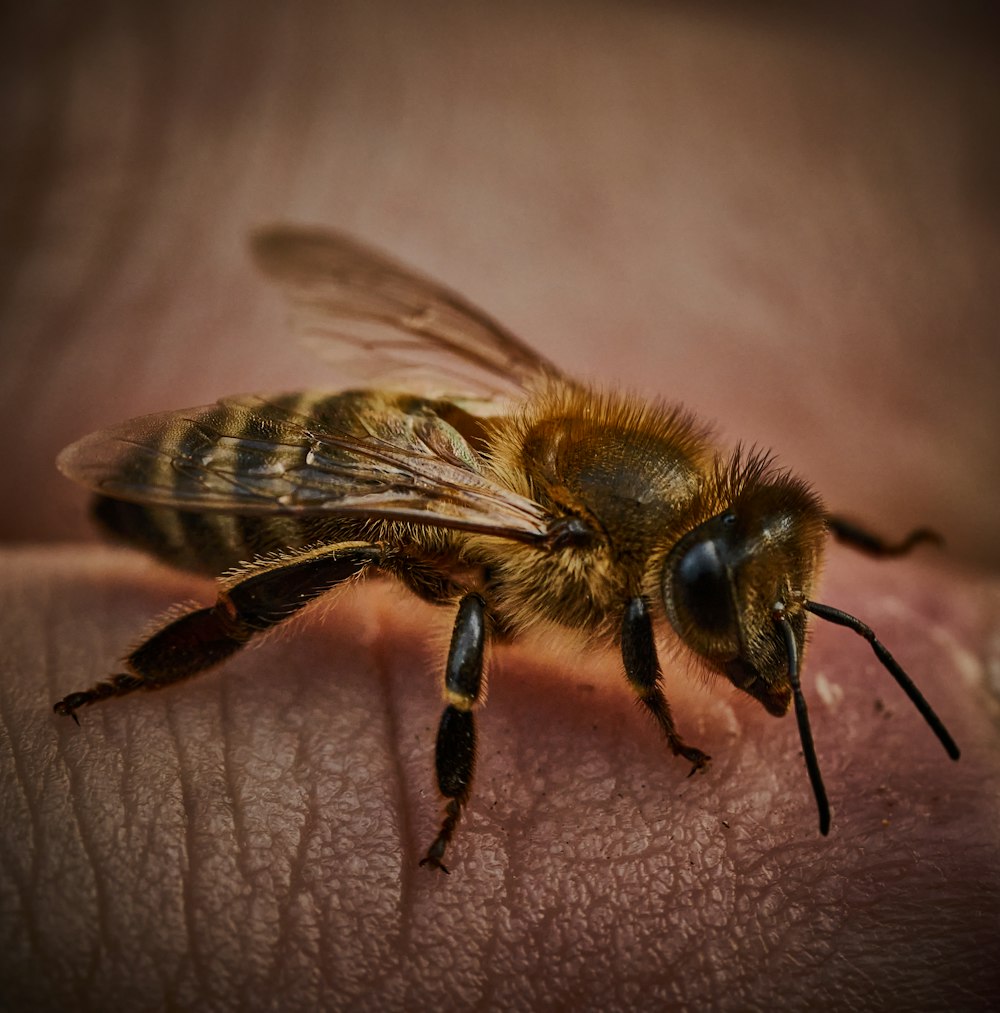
<box><xmin>366</xmin><ymin>624</ymin><xmax>417</xmax><ymax>961</ymax></box>
<box><xmin>231</xmin><ymin>680</ymin><xmax>307</xmax><ymax>1003</ymax></box>
<box><xmin>217</xmin><ymin>673</ymin><xmax>253</xmax><ymax>956</ymax></box>
<box><xmin>279</xmin><ymin>619</ymin><xmax>413</xmax><ymax>1005</ymax></box>
<box><xmin>163</xmin><ymin>697</ymin><xmax>211</xmax><ymax>1005</ymax></box>
<box><xmin>273</xmin><ymin>774</ymin><xmax>317</xmax><ymax>996</ymax></box>
<box><xmin>116</xmin><ymin>714</ymin><xmax>177</xmax><ymax>987</ymax></box>
<box><xmin>0</xmin><ymin>672</ymin><xmax>43</xmax><ymax>980</ymax></box>
<box><xmin>53</xmin><ymin>707</ymin><xmax>114</xmax><ymax>998</ymax></box>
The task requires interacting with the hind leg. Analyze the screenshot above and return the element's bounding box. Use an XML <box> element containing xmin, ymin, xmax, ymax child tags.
<box><xmin>54</xmin><ymin>541</ymin><xmax>382</xmax><ymax>722</ymax></box>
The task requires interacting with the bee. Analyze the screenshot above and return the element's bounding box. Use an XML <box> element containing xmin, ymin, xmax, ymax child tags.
<box><xmin>54</xmin><ymin>226</ymin><xmax>959</xmax><ymax>871</ymax></box>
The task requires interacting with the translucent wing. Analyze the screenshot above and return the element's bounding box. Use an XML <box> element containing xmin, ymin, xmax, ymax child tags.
<box><xmin>251</xmin><ymin>226</ymin><xmax>565</xmax><ymax>398</ymax></box>
<box><xmin>58</xmin><ymin>391</ymin><xmax>556</xmax><ymax>542</ymax></box>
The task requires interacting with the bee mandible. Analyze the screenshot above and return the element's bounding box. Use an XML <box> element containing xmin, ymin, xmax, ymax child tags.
<box><xmin>54</xmin><ymin>226</ymin><xmax>960</xmax><ymax>871</ymax></box>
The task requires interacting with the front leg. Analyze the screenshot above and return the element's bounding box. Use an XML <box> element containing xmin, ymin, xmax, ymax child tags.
<box><xmin>420</xmin><ymin>593</ymin><xmax>486</xmax><ymax>873</ymax></box>
<box><xmin>621</xmin><ymin>596</ymin><xmax>710</xmax><ymax>772</ymax></box>
<box><xmin>826</xmin><ymin>515</ymin><xmax>941</xmax><ymax>558</ymax></box>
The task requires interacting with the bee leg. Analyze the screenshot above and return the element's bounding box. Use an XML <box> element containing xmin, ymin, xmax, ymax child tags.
<box><xmin>621</xmin><ymin>596</ymin><xmax>710</xmax><ymax>772</ymax></box>
<box><xmin>53</xmin><ymin>542</ymin><xmax>382</xmax><ymax>723</ymax></box>
<box><xmin>826</xmin><ymin>515</ymin><xmax>942</xmax><ymax>558</ymax></box>
<box><xmin>420</xmin><ymin>593</ymin><xmax>486</xmax><ymax>874</ymax></box>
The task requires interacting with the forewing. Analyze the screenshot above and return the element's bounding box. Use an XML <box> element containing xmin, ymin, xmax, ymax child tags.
<box><xmin>58</xmin><ymin>392</ymin><xmax>555</xmax><ymax>542</ymax></box>
<box><xmin>252</xmin><ymin>226</ymin><xmax>565</xmax><ymax>398</ymax></box>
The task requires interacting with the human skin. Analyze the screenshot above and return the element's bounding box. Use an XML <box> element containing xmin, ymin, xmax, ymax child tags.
<box><xmin>2</xmin><ymin>3</ymin><xmax>999</xmax><ymax>1011</ymax></box>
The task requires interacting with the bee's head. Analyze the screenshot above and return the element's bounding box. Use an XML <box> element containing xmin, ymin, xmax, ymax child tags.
<box><xmin>658</xmin><ymin>457</ymin><xmax>958</xmax><ymax>837</ymax></box>
<box><xmin>659</xmin><ymin>457</ymin><xmax>826</xmax><ymax>711</ymax></box>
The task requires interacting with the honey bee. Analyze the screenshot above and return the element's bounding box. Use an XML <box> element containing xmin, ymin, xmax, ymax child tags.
<box><xmin>54</xmin><ymin>226</ymin><xmax>959</xmax><ymax>871</ymax></box>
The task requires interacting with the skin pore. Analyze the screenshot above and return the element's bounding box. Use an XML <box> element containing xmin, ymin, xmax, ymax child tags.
<box><xmin>2</xmin><ymin>3</ymin><xmax>998</xmax><ymax>1009</ymax></box>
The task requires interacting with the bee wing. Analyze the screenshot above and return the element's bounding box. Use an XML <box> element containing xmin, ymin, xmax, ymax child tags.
<box><xmin>58</xmin><ymin>392</ymin><xmax>556</xmax><ymax>542</ymax></box>
<box><xmin>251</xmin><ymin>226</ymin><xmax>565</xmax><ymax>399</ymax></box>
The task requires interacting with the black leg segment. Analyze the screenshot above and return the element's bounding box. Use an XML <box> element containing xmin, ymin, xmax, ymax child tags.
<box><xmin>827</xmin><ymin>516</ymin><xmax>942</xmax><ymax>558</ymax></box>
<box><xmin>421</xmin><ymin>593</ymin><xmax>486</xmax><ymax>873</ymax></box>
<box><xmin>622</xmin><ymin>596</ymin><xmax>710</xmax><ymax>772</ymax></box>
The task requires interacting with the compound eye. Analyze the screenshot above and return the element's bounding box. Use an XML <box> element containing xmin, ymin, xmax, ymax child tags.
<box><xmin>668</xmin><ymin>537</ymin><xmax>739</xmax><ymax>641</ymax></box>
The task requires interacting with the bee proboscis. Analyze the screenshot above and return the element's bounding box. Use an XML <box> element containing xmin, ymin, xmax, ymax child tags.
<box><xmin>54</xmin><ymin>226</ymin><xmax>959</xmax><ymax>871</ymax></box>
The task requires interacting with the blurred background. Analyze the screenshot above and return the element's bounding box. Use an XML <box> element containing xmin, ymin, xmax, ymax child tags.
<box><xmin>2</xmin><ymin>0</ymin><xmax>998</xmax><ymax>565</ymax></box>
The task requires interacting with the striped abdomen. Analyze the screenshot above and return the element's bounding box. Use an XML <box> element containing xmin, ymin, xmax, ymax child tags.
<box><xmin>91</xmin><ymin>496</ymin><xmax>351</xmax><ymax>576</ymax></box>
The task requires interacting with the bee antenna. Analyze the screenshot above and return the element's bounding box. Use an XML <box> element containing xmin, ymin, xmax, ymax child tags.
<box><xmin>804</xmin><ymin>600</ymin><xmax>960</xmax><ymax>761</ymax></box>
<box><xmin>776</xmin><ymin>612</ymin><xmax>831</xmax><ymax>835</ymax></box>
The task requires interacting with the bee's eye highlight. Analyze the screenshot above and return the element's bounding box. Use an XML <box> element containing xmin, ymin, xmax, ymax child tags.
<box><xmin>670</xmin><ymin>537</ymin><xmax>737</xmax><ymax>639</ymax></box>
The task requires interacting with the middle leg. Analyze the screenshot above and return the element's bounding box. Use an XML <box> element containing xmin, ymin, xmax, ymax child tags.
<box><xmin>420</xmin><ymin>592</ymin><xmax>487</xmax><ymax>873</ymax></box>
